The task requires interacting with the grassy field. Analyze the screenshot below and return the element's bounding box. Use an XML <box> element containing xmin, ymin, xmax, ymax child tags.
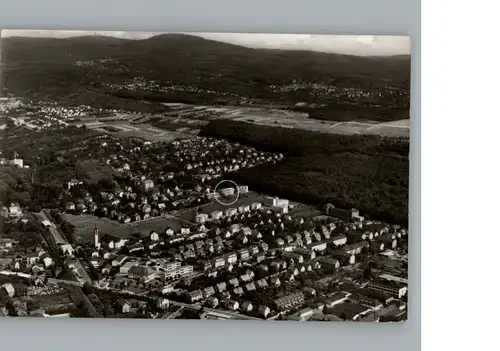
<box><xmin>153</xmin><ymin>103</ymin><xmax>410</xmax><ymax>138</ymax></box>
<box><xmin>80</xmin><ymin>120</ymin><xmax>193</xmax><ymax>142</ymax></box>
<box><xmin>63</xmin><ymin>213</ymin><xmax>191</xmax><ymax>243</ymax></box>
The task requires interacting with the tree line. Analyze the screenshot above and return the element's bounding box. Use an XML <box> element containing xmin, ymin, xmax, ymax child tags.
<box><xmin>201</xmin><ymin>120</ymin><xmax>409</xmax><ymax>225</ymax></box>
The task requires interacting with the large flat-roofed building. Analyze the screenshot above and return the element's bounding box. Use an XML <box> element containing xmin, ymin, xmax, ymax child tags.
<box><xmin>219</xmin><ymin>188</ymin><xmax>235</xmax><ymax>196</ymax></box>
<box><xmin>224</xmin><ymin>208</ymin><xmax>238</xmax><ymax>217</ymax></box>
<box><xmin>195</xmin><ymin>213</ymin><xmax>209</xmax><ymax>224</ymax></box>
<box><xmin>329</xmin><ymin>302</ymin><xmax>371</xmax><ymax>321</ymax></box>
<box><xmin>274</xmin><ymin>292</ymin><xmax>305</xmax><ymax>311</ymax></box>
<box><xmin>263</xmin><ymin>196</ymin><xmax>279</xmax><ymax>207</ymax></box>
<box><xmin>366</xmin><ymin>279</ymin><xmax>407</xmax><ymax>299</ymax></box>
<box><xmin>250</xmin><ymin>202</ymin><xmax>262</xmax><ymax>210</ymax></box>
<box><xmin>211</xmin><ymin>211</ymin><xmax>223</xmax><ymax>220</ymax></box>
<box><xmin>163</xmin><ymin>265</ymin><xmax>194</xmax><ymax>280</ymax></box>
<box><xmin>330</xmin><ymin>235</ymin><xmax>348</xmax><ymax>246</ymax></box>
<box><xmin>324</xmin><ymin>205</ymin><xmax>360</xmax><ymax>221</ymax></box>
<box><xmin>119</xmin><ymin>261</ymin><xmax>138</xmax><ymax>274</ymax></box>
<box><xmin>238</xmin><ymin>185</ymin><xmax>249</xmax><ymax>194</ymax></box>
<box><xmin>379</xmin><ymin>274</ymin><xmax>408</xmax><ymax>285</ymax></box>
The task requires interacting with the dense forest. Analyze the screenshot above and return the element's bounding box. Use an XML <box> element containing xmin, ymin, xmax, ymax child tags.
<box><xmin>201</xmin><ymin>120</ymin><xmax>409</xmax><ymax>225</ymax></box>
<box><xmin>294</xmin><ymin>101</ymin><xmax>410</xmax><ymax>122</ymax></box>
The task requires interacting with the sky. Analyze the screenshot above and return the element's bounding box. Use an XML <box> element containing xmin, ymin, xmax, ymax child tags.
<box><xmin>1</xmin><ymin>30</ymin><xmax>411</xmax><ymax>56</ymax></box>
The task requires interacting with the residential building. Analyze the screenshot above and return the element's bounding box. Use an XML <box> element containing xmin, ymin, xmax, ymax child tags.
<box><xmin>224</xmin><ymin>299</ymin><xmax>239</xmax><ymax>311</ymax></box>
<box><xmin>195</xmin><ymin>213</ymin><xmax>209</xmax><ymax>224</ymax></box>
<box><xmin>143</xmin><ymin>179</ymin><xmax>154</xmax><ymax>191</ymax></box>
<box><xmin>325</xmin><ymin>292</ymin><xmax>350</xmax><ymax>307</ymax></box>
<box><xmin>211</xmin><ymin>211</ymin><xmax>223</xmax><ymax>220</ymax></box>
<box><xmin>157</xmin><ymin>299</ymin><xmax>169</xmax><ymax>309</ymax></box>
<box><xmin>329</xmin><ymin>302</ymin><xmax>371</xmax><ymax>321</ymax></box>
<box><xmin>2</xmin><ymin>283</ymin><xmax>15</xmax><ymax>297</ymax></box>
<box><xmin>250</xmin><ymin>202</ymin><xmax>262</xmax><ymax>210</ymax></box>
<box><xmin>162</xmin><ymin>284</ymin><xmax>174</xmax><ymax>294</ymax></box>
<box><xmin>258</xmin><ymin>305</ymin><xmax>271</xmax><ymax>318</ymax></box>
<box><xmin>204</xmin><ymin>286</ymin><xmax>216</xmax><ymax>298</ymax></box>
<box><xmin>238</xmin><ymin>185</ymin><xmax>249</xmax><ymax>194</ymax></box>
<box><xmin>287</xmin><ymin>307</ymin><xmax>314</xmax><ymax>321</ymax></box>
<box><xmin>309</xmin><ymin>241</ymin><xmax>327</xmax><ymax>252</ymax></box>
<box><xmin>188</xmin><ymin>289</ymin><xmax>203</xmax><ymax>303</ymax></box>
<box><xmin>228</xmin><ymin>278</ymin><xmax>239</xmax><ymax>288</ymax></box>
<box><xmin>215</xmin><ymin>282</ymin><xmax>227</xmax><ymax>293</ymax></box>
<box><xmin>128</xmin><ymin>265</ymin><xmax>155</xmax><ymax>282</ymax></box>
<box><xmin>315</xmin><ymin>257</ymin><xmax>340</xmax><ymax>270</ymax></box>
<box><xmin>240</xmin><ymin>301</ymin><xmax>253</xmax><ymax>313</ymax></box>
<box><xmin>205</xmin><ymin>296</ymin><xmax>219</xmax><ymax>308</ymax></box>
<box><xmin>293</xmin><ymin>247</ymin><xmax>316</xmax><ymax>260</ymax></box>
<box><xmin>263</xmin><ymin>197</ymin><xmax>280</xmax><ymax>207</ymax></box>
<box><xmin>113</xmin><ymin>255</ymin><xmax>128</xmax><ymax>267</ymax></box>
<box><xmin>9</xmin><ymin>158</ymin><xmax>24</xmax><ymax>168</ymax></box>
<box><xmin>118</xmin><ymin>300</ymin><xmax>131</xmax><ymax>314</ymax></box>
<box><xmin>344</xmin><ymin>241</ymin><xmax>369</xmax><ymax>255</ymax></box>
<box><xmin>238</xmin><ymin>205</ymin><xmax>250</xmax><ymax>213</ymax></box>
<box><xmin>237</xmin><ymin>248</ymin><xmax>250</xmax><ymax>261</ymax></box>
<box><xmin>283</xmin><ymin>251</ymin><xmax>304</xmax><ymax>264</ymax></box>
<box><xmin>213</xmin><ymin>256</ymin><xmax>226</xmax><ymax>269</ymax></box>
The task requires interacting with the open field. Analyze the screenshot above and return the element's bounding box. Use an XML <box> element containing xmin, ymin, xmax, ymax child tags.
<box><xmin>161</xmin><ymin>103</ymin><xmax>409</xmax><ymax>138</ymax></box>
<box><xmin>25</xmin><ymin>291</ymin><xmax>73</xmax><ymax>308</ymax></box>
<box><xmin>68</xmin><ymin>103</ymin><xmax>409</xmax><ymax>140</ymax></box>
<box><xmin>63</xmin><ymin>213</ymin><xmax>193</xmax><ymax>243</ymax></box>
<box><xmin>75</xmin><ymin>120</ymin><xmax>194</xmax><ymax>142</ymax></box>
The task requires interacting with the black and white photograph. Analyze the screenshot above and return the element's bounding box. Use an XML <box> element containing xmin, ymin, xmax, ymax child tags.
<box><xmin>0</xmin><ymin>30</ymin><xmax>410</xmax><ymax>322</ymax></box>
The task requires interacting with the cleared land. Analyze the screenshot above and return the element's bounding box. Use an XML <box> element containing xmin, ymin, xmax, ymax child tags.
<box><xmin>67</xmin><ymin>103</ymin><xmax>409</xmax><ymax>139</ymax></box>
<box><xmin>160</xmin><ymin>103</ymin><xmax>410</xmax><ymax>138</ymax></box>
<box><xmin>76</xmin><ymin>120</ymin><xmax>194</xmax><ymax>142</ymax></box>
<box><xmin>63</xmin><ymin>213</ymin><xmax>193</xmax><ymax>243</ymax></box>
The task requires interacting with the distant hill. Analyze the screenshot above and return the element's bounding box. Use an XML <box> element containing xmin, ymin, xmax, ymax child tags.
<box><xmin>0</xmin><ymin>34</ymin><xmax>411</xmax><ymax>113</ymax></box>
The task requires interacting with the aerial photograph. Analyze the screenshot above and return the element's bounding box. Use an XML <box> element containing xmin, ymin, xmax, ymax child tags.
<box><xmin>0</xmin><ymin>30</ymin><xmax>410</xmax><ymax>322</ymax></box>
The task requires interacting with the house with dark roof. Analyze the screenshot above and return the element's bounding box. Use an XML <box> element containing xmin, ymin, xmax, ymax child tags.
<box><xmin>258</xmin><ymin>305</ymin><xmax>270</xmax><ymax>318</ymax></box>
<box><xmin>224</xmin><ymin>299</ymin><xmax>239</xmax><ymax>311</ymax></box>
<box><xmin>188</xmin><ymin>289</ymin><xmax>203</xmax><ymax>303</ymax></box>
<box><xmin>240</xmin><ymin>301</ymin><xmax>253</xmax><ymax>313</ymax></box>
<box><xmin>205</xmin><ymin>296</ymin><xmax>219</xmax><ymax>308</ymax></box>
<box><xmin>128</xmin><ymin>265</ymin><xmax>155</xmax><ymax>282</ymax></box>
<box><xmin>203</xmin><ymin>286</ymin><xmax>216</xmax><ymax>298</ymax></box>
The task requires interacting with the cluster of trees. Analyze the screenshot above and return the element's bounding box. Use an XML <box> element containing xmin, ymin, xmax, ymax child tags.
<box><xmin>295</xmin><ymin>101</ymin><xmax>410</xmax><ymax>123</ymax></box>
<box><xmin>0</xmin><ymin>125</ymin><xmax>115</xmax><ymax>210</ymax></box>
<box><xmin>48</xmin><ymin>210</ymin><xmax>76</xmax><ymax>244</ymax></box>
<box><xmin>0</xmin><ymin>217</ymin><xmax>44</xmax><ymax>249</ymax></box>
<box><xmin>201</xmin><ymin>120</ymin><xmax>409</xmax><ymax>225</ymax></box>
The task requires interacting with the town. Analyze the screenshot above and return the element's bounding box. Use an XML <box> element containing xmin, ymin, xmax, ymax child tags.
<box><xmin>1</xmin><ymin>97</ymin><xmax>408</xmax><ymax>322</ymax></box>
<box><xmin>0</xmin><ymin>31</ymin><xmax>410</xmax><ymax>323</ymax></box>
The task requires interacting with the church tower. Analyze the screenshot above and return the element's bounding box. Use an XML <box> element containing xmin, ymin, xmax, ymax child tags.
<box><xmin>94</xmin><ymin>223</ymin><xmax>100</xmax><ymax>249</ymax></box>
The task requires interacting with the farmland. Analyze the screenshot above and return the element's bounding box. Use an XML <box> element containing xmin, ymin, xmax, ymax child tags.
<box><xmin>156</xmin><ymin>103</ymin><xmax>410</xmax><ymax>138</ymax></box>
